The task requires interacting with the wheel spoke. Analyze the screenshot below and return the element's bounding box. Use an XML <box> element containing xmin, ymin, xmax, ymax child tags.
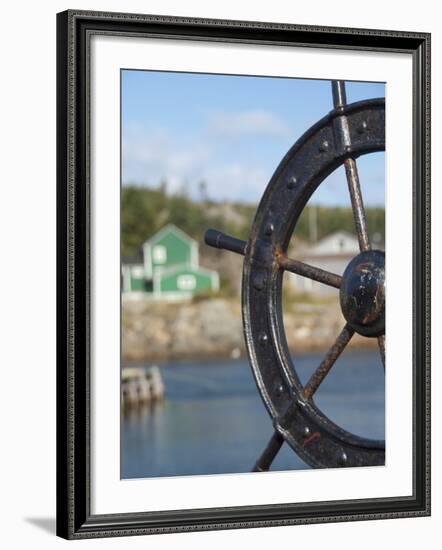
<box><xmin>252</xmin><ymin>431</ymin><xmax>284</xmax><ymax>472</ymax></box>
<box><xmin>278</xmin><ymin>255</ymin><xmax>342</xmax><ymax>289</ymax></box>
<box><xmin>331</xmin><ymin>81</ymin><xmax>371</xmax><ymax>252</ymax></box>
<box><xmin>331</xmin><ymin>80</ymin><xmax>347</xmax><ymax>109</ymax></box>
<box><xmin>344</xmin><ymin>157</ymin><xmax>371</xmax><ymax>252</ymax></box>
<box><xmin>303</xmin><ymin>324</ymin><xmax>355</xmax><ymax>399</ymax></box>
<box><xmin>205</xmin><ymin>229</ymin><xmax>343</xmax><ymax>289</ymax></box>
<box><xmin>204</xmin><ymin>229</ymin><xmax>247</xmax><ymax>255</ymax></box>
<box><xmin>377</xmin><ymin>335</ymin><xmax>386</xmax><ymax>369</ymax></box>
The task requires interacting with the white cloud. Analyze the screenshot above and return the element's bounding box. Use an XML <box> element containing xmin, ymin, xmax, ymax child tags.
<box><xmin>202</xmin><ymin>163</ymin><xmax>270</xmax><ymax>202</ymax></box>
<box><xmin>122</xmin><ymin>110</ymin><xmax>383</xmax><ymax>206</ymax></box>
<box><xmin>122</xmin><ymin>125</ymin><xmax>212</xmax><ymax>192</ymax></box>
<box><xmin>122</xmin><ymin>121</ymin><xmax>274</xmax><ymax>201</ymax></box>
<box><xmin>122</xmin><ymin>109</ymin><xmax>291</xmax><ymax>200</ymax></box>
<box><xmin>207</xmin><ymin>110</ymin><xmax>291</xmax><ymax>139</ymax></box>
<box><xmin>122</xmin><ymin>120</ymin><xmax>383</xmax><ymax>206</ymax></box>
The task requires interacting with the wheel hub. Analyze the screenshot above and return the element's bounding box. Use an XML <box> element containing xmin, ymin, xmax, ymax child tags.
<box><xmin>340</xmin><ymin>250</ymin><xmax>385</xmax><ymax>337</ymax></box>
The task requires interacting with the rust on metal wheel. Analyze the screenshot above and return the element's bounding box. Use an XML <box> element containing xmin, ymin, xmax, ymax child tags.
<box><xmin>205</xmin><ymin>81</ymin><xmax>385</xmax><ymax>471</ymax></box>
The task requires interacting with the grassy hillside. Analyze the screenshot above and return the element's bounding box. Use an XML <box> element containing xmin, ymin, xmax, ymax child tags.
<box><xmin>122</xmin><ymin>184</ymin><xmax>385</xmax><ymax>258</ymax></box>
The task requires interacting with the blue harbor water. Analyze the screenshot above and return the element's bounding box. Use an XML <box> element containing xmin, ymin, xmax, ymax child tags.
<box><xmin>121</xmin><ymin>350</ymin><xmax>384</xmax><ymax>479</ymax></box>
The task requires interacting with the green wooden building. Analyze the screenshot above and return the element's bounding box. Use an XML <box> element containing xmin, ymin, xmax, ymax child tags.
<box><xmin>122</xmin><ymin>224</ymin><xmax>219</xmax><ymax>299</ymax></box>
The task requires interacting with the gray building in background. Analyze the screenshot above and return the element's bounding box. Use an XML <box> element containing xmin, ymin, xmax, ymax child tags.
<box><xmin>289</xmin><ymin>231</ymin><xmax>361</xmax><ymax>296</ymax></box>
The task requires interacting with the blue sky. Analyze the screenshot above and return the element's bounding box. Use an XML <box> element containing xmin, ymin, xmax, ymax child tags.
<box><xmin>122</xmin><ymin>70</ymin><xmax>385</xmax><ymax>206</ymax></box>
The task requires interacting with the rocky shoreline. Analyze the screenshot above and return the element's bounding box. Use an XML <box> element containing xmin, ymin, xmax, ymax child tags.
<box><xmin>122</xmin><ymin>297</ymin><xmax>376</xmax><ymax>363</ymax></box>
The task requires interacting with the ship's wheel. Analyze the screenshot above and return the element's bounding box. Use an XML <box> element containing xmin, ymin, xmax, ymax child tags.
<box><xmin>205</xmin><ymin>81</ymin><xmax>385</xmax><ymax>470</ymax></box>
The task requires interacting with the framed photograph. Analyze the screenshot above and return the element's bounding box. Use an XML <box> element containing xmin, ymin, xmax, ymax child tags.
<box><xmin>56</xmin><ymin>9</ymin><xmax>430</xmax><ymax>539</ymax></box>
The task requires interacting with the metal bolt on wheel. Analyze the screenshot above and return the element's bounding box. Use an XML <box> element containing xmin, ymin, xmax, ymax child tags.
<box><xmin>205</xmin><ymin>81</ymin><xmax>385</xmax><ymax>471</ymax></box>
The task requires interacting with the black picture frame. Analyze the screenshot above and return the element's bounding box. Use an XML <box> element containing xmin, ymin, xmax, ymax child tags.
<box><xmin>56</xmin><ymin>9</ymin><xmax>431</xmax><ymax>539</ymax></box>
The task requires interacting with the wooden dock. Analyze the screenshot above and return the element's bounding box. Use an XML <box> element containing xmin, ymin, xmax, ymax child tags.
<box><xmin>121</xmin><ymin>365</ymin><xmax>165</xmax><ymax>407</ymax></box>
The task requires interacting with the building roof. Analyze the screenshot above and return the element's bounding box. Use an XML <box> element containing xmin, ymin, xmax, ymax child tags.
<box><xmin>303</xmin><ymin>231</ymin><xmax>359</xmax><ymax>258</ymax></box>
<box><xmin>142</xmin><ymin>223</ymin><xmax>196</xmax><ymax>249</ymax></box>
